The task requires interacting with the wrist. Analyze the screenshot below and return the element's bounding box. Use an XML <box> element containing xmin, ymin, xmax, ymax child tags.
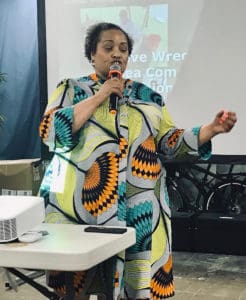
<box><xmin>199</xmin><ymin>123</ymin><xmax>217</xmax><ymax>146</ymax></box>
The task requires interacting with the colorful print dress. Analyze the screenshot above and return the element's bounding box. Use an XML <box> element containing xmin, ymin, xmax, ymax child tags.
<box><xmin>39</xmin><ymin>74</ymin><xmax>211</xmax><ymax>299</ymax></box>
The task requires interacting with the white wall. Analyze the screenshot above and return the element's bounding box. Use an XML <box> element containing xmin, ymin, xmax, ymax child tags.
<box><xmin>45</xmin><ymin>0</ymin><xmax>246</xmax><ymax>155</ymax></box>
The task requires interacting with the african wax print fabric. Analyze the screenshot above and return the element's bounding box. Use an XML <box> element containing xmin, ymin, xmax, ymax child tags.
<box><xmin>39</xmin><ymin>74</ymin><xmax>211</xmax><ymax>299</ymax></box>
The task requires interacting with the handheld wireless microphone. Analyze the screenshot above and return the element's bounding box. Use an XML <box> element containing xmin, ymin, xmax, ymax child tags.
<box><xmin>108</xmin><ymin>62</ymin><xmax>122</xmax><ymax>114</ymax></box>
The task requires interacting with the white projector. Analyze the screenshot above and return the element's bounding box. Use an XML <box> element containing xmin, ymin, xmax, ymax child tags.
<box><xmin>0</xmin><ymin>195</ymin><xmax>45</xmax><ymax>242</ymax></box>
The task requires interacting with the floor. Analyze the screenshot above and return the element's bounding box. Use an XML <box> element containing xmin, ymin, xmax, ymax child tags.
<box><xmin>1</xmin><ymin>251</ymin><xmax>246</xmax><ymax>299</ymax></box>
<box><xmin>172</xmin><ymin>251</ymin><xmax>246</xmax><ymax>300</ymax></box>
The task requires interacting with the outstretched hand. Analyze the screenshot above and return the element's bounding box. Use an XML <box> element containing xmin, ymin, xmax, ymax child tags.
<box><xmin>199</xmin><ymin>109</ymin><xmax>237</xmax><ymax>146</ymax></box>
<box><xmin>213</xmin><ymin>109</ymin><xmax>237</xmax><ymax>134</ymax></box>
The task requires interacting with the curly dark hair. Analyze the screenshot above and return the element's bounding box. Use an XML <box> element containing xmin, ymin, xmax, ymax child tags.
<box><xmin>84</xmin><ymin>22</ymin><xmax>134</xmax><ymax>61</ymax></box>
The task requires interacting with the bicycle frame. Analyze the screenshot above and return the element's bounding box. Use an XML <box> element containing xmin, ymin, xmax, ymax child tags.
<box><xmin>165</xmin><ymin>162</ymin><xmax>246</xmax><ymax>215</ymax></box>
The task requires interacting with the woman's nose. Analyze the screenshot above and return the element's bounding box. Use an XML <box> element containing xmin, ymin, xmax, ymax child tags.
<box><xmin>112</xmin><ymin>49</ymin><xmax>121</xmax><ymax>58</ymax></box>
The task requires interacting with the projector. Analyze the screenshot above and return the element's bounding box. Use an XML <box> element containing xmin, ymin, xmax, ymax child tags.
<box><xmin>0</xmin><ymin>195</ymin><xmax>45</xmax><ymax>242</ymax></box>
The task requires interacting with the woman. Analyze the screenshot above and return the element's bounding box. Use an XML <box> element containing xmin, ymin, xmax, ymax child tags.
<box><xmin>39</xmin><ymin>22</ymin><xmax>237</xmax><ymax>300</ymax></box>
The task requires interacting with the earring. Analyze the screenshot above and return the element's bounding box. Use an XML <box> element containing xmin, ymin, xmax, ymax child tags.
<box><xmin>91</xmin><ymin>59</ymin><xmax>95</xmax><ymax>67</ymax></box>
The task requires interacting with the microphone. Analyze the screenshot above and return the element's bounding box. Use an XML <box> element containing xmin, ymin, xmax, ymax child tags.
<box><xmin>108</xmin><ymin>62</ymin><xmax>122</xmax><ymax>114</ymax></box>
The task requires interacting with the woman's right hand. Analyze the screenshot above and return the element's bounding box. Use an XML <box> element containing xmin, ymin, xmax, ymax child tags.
<box><xmin>95</xmin><ymin>77</ymin><xmax>124</xmax><ymax>104</ymax></box>
<box><xmin>72</xmin><ymin>77</ymin><xmax>125</xmax><ymax>133</ymax></box>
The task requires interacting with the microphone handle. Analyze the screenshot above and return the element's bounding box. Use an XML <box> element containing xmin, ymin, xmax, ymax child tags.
<box><xmin>109</xmin><ymin>71</ymin><xmax>121</xmax><ymax>114</ymax></box>
<box><xmin>109</xmin><ymin>93</ymin><xmax>118</xmax><ymax>115</ymax></box>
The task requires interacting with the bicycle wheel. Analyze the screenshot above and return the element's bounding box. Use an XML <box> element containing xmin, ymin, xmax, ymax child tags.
<box><xmin>206</xmin><ymin>181</ymin><xmax>246</xmax><ymax>215</ymax></box>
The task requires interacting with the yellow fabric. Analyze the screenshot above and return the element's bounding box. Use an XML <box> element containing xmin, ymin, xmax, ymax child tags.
<box><xmin>125</xmin><ymin>259</ymin><xmax>151</xmax><ymax>289</ymax></box>
<box><xmin>151</xmin><ymin>215</ymin><xmax>166</xmax><ymax>264</ymax></box>
<box><xmin>56</xmin><ymin>163</ymin><xmax>77</xmax><ymax>218</ymax></box>
<box><xmin>48</xmin><ymin>82</ymin><xmax>67</xmax><ymax>106</ymax></box>
<box><xmin>156</xmin><ymin>106</ymin><xmax>175</xmax><ymax>143</ymax></box>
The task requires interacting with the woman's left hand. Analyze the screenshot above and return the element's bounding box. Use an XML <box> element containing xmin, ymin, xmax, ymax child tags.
<box><xmin>199</xmin><ymin>109</ymin><xmax>237</xmax><ymax>146</ymax></box>
<box><xmin>213</xmin><ymin>109</ymin><xmax>237</xmax><ymax>134</ymax></box>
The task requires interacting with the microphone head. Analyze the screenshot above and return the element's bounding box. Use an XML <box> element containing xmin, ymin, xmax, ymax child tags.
<box><xmin>109</xmin><ymin>62</ymin><xmax>122</xmax><ymax>78</ymax></box>
<box><xmin>110</xmin><ymin>62</ymin><xmax>121</xmax><ymax>71</ymax></box>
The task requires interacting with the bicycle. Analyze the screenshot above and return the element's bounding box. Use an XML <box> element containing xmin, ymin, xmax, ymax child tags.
<box><xmin>165</xmin><ymin>161</ymin><xmax>246</xmax><ymax>216</ymax></box>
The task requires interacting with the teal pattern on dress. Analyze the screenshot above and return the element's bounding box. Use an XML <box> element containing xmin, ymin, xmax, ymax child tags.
<box><xmin>39</xmin><ymin>73</ymin><xmax>212</xmax><ymax>299</ymax></box>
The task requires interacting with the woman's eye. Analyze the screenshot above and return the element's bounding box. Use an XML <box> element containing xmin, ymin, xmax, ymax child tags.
<box><xmin>120</xmin><ymin>48</ymin><xmax>128</xmax><ymax>52</ymax></box>
<box><xmin>105</xmin><ymin>47</ymin><xmax>112</xmax><ymax>51</ymax></box>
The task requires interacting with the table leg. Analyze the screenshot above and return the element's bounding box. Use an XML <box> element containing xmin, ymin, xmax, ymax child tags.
<box><xmin>64</xmin><ymin>271</ymin><xmax>75</xmax><ymax>300</ymax></box>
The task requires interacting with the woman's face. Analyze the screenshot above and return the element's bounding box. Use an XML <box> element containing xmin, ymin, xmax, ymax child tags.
<box><xmin>91</xmin><ymin>29</ymin><xmax>129</xmax><ymax>79</ymax></box>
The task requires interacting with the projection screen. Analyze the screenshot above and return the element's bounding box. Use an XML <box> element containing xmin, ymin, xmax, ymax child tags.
<box><xmin>45</xmin><ymin>0</ymin><xmax>246</xmax><ymax>156</ymax></box>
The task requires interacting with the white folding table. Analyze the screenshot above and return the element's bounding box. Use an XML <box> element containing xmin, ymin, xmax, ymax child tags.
<box><xmin>0</xmin><ymin>223</ymin><xmax>136</xmax><ymax>299</ymax></box>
